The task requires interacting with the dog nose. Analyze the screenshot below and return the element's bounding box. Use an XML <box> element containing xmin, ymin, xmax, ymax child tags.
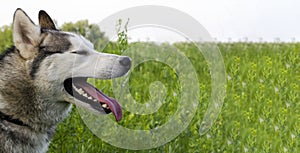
<box><xmin>119</xmin><ymin>56</ymin><xmax>131</xmax><ymax>67</ymax></box>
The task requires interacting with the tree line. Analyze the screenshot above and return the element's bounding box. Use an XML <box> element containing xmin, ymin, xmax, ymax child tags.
<box><xmin>0</xmin><ymin>20</ymin><xmax>109</xmax><ymax>53</ymax></box>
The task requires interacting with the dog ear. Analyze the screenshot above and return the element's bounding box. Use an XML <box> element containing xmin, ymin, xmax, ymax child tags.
<box><xmin>39</xmin><ymin>10</ymin><xmax>57</xmax><ymax>30</ymax></box>
<box><xmin>13</xmin><ymin>8</ymin><xmax>40</xmax><ymax>59</ymax></box>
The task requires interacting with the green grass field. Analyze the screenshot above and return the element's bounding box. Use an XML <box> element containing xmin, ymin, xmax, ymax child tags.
<box><xmin>48</xmin><ymin>42</ymin><xmax>300</xmax><ymax>153</ymax></box>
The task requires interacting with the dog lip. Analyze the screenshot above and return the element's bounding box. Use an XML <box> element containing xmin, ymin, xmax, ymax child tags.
<box><xmin>66</xmin><ymin>77</ymin><xmax>122</xmax><ymax>121</ymax></box>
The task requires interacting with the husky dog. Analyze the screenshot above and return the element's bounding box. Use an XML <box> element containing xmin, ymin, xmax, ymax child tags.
<box><xmin>0</xmin><ymin>9</ymin><xmax>131</xmax><ymax>153</ymax></box>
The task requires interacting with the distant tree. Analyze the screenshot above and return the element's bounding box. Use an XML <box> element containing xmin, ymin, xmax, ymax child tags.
<box><xmin>0</xmin><ymin>25</ymin><xmax>13</xmax><ymax>52</ymax></box>
<box><xmin>61</xmin><ymin>20</ymin><xmax>109</xmax><ymax>51</ymax></box>
<box><xmin>61</xmin><ymin>20</ymin><xmax>89</xmax><ymax>36</ymax></box>
<box><xmin>0</xmin><ymin>20</ymin><xmax>110</xmax><ymax>53</ymax></box>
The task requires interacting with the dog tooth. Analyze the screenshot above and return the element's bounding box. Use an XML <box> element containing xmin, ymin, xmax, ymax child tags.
<box><xmin>77</xmin><ymin>89</ymin><xmax>84</xmax><ymax>95</ymax></box>
<box><xmin>88</xmin><ymin>96</ymin><xmax>92</xmax><ymax>100</ymax></box>
<box><xmin>72</xmin><ymin>85</ymin><xmax>78</xmax><ymax>90</ymax></box>
<box><xmin>102</xmin><ymin>104</ymin><xmax>107</xmax><ymax>108</ymax></box>
<box><xmin>93</xmin><ymin>99</ymin><xmax>97</xmax><ymax>102</ymax></box>
<box><xmin>74</xmin><ymin>88</ymin><xmax>80</xmax><ymax>93</ymax></box>
<box><xmin>83</xmin><ymin>93</ymin><xmax>88</xmax><ymax>97</ymax></box>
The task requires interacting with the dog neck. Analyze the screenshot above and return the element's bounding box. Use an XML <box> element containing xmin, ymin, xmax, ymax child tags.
<box><xmin>0</xmin><ymin>111</ymin><xmax>30</xmax><ymax>128</ymax></box>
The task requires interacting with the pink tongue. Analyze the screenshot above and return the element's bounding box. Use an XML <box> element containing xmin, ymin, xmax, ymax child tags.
<box><xmin>76</xmin><ymin>83</ymin><xmax>122</xmax><ymax>122</ymax></box>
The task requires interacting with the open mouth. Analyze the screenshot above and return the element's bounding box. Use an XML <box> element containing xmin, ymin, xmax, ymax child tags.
<box><xmin>63</xmin><ymin>77</ymin><xmax>122</xmax><ymax>121</ymax></box>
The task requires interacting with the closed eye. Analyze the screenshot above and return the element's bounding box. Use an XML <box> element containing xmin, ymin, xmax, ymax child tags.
<box><xmin>39</xmin><ymin>46</ymin><xmax>47</xmax><ymax>51</ymax></box>
<box><xmin>70</xmin><ymin>50</ymin><xmax>88</xmax><ymax>55</ymax></box>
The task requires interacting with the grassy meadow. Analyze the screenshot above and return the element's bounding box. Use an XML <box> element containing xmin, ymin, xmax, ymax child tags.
<box><xmin>0</xmin><ymin>22</ymin><xmax>300</xmax><ymax>152</ymax></box>
<box><xmin>47</xmin><ymin>42</ymin><xmax>300</xmax><ymax>153</ymax></box>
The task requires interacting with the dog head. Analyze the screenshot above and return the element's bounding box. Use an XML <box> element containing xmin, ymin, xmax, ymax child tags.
<box><xmin>12</xmin><ymin>9</ymin><xmax>131</xmax><ymax>121</ymax></box>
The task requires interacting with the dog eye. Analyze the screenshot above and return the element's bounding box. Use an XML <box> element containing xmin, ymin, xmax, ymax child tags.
<box><xmin>39</xmin><ymin>46</ymin><xmax>47</xmax><ymax>50</ymax></box>
<box><xmin>70</xmin><ymin>50</ymin><xmax>88</xmax><ymax>55</ymax></box>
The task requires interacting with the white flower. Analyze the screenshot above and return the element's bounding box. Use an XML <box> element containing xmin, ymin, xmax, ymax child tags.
<box><xmin>275</xmin><ymin>87</ymin><xmax>279</xmax><ymax>93</ymax></box>
<box><xmin>206</xmin><ymin>134</ymin><xmax>211</xmax><ymax>139</ymax></box>
<box><xmin>259</xmin><ymin>79</ymin><xmax>264</xmax><ymax>83</ymax></box>
<box><xmin>173</xmin><ymin>92</ymin><xmax>177</xmax><ymax>97</ymax></box>
<box><xmin>227</xmin><ymin>75</ymin><xmax>231</xmax><ymax>81</ymax></box>
<box><xmin>242</xmin><ymin>82</ymin><xmax>246</xmax><ymax>87</ymax></box>
<box><xmin>259</xmin><ymin>118</ymin><xmax>264</xmax><ymax>123</ymax></box>
<box><xmin>284</xmin><ymin>147</ymin><xmax>288</xmax><ymax>152</ymax></box>
<box><xmin>291</xmin><ymin>133</ymin><xmax>295</xmax><ymax>139</ymax></box>
<box><xmin>286</xmin><ymin>102</ymin><xmax>290</xmax><ymax>108</ymax></box>
<box><xmin>274</xmin><ymin>125</ymin><xmax>279</xmax><ymax>131</ymax></box>
<box><xmin>244</xmin><ymin>147</ymin><xmax>248</xmax><ymax>152</ymax></box>
<box><xmin>227</xmin><ymin>140</ymin><xmax>232</xmax><ymax>145</ymax></box>
<box><xmin>286</xmin><ymin>63</ymin><xmax>290</xmax><ymax>69</ymax></box>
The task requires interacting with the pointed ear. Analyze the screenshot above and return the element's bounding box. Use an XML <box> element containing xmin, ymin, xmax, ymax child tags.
<box><xmin>39</xmin><ymin>10</ymin><xmax>57</xmax><ymax>30</ymax></box>
<box><xmin>13</xmin><ymin>8</ymin><xmax>40</xmax><ymax>59</ymax></box>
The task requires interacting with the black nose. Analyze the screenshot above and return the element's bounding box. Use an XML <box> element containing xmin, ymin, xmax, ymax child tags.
<box><xmin>119</xmin><ymin>56</ymin><xmax>131</xmax><ymax>67</ymax></box>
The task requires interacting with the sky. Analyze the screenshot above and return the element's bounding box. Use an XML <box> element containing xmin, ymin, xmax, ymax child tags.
<box><xmin>1</xmin><ymin>0</ymin><xmax>300</xmax><ymax>42</ymax></box>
